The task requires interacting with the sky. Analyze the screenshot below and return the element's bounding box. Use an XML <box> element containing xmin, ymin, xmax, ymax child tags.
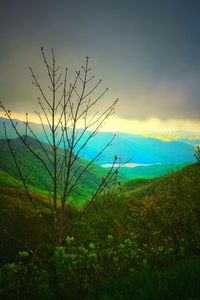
<box><xmin>0</xmin><ymin>0</ymin><xmax>200</xmax><ymax>133</ymax></box>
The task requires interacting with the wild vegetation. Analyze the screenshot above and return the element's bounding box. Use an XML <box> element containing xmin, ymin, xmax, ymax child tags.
<box><xmin>0</xmin><ymin>161</ymin><xmax>200</xmax><ymax>299</ymax></box>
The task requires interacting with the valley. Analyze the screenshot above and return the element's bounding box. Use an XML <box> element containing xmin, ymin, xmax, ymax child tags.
<box><xmin>0</xmin><ymin>117</ymin><xmax>199</xmax><ymax>299</ymax></box>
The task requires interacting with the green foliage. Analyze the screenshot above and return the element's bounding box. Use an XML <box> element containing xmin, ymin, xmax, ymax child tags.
<box><xmin>0</xmin><ymin>163</ymin><xmax>200</xmax><ymax>299</ymax></box>
<box><xmin>0</xmin><ymin>254</ymin><xmax>52</xmax><ymax>300</ymax></box>
<box><xmin>1</xmin><ymin>247</ymin><xmax>200</xmax><ymax>300</ymax></box>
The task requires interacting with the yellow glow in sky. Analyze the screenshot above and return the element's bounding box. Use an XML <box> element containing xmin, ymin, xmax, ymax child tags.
<box><xmin>0</xmin><ymin>111</ymin><xmax>200</xmax><ymax>135</ymax></box>
<box><xmin>103</xmin><ymin>116</ymin><xmax>200</xmax><ymax>133</ymax></box>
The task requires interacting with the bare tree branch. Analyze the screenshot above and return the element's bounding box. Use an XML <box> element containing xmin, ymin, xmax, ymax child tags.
<box><xmin>0</xmin><ymin>50</ymin><xmax>122</xmax><ymax>245</ymax></box>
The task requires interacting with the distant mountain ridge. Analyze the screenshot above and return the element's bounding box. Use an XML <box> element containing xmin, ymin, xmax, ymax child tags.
<box><xmin>0</xmin><ymin>117</ymin><xmax>196</xmax><ymax>165</ymax></box>
<box><xmin>79</xmin><ymin>131</ymin><xmax>196</xmax><ymax>164</ymax></box>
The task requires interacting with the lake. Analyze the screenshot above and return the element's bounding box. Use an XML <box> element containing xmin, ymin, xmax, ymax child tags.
<box><xmin>101</xmin><ymin>163</ymin><xmax>161</xmax><ymax>168</ymax></box>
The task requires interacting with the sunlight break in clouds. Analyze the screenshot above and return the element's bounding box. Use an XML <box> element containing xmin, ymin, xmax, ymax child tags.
<box><xmin>1</xmin><ymin>111</ymin><xmax>200</xmax><ymax>135</ymax></box>
<box><xmin>102</xmin><ymin>116</ymin><xmax>200</xmax><ymax>134</ymax></box>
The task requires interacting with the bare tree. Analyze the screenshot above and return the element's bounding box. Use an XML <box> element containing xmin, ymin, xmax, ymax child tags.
<box><xmin>0</xmin><ymin>48</ymin><xmax>124</xmax><ymax>244</ymax></box>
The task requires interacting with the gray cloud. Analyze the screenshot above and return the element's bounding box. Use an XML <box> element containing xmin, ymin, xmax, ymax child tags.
<box><xmin>0</xmin><ymin>0</ymin><xmax>200</xmax><ymax>121</ymax></box>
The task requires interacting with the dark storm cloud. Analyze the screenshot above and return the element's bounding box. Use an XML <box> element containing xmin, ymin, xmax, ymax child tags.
<box><xmin>0</xmin><ymin>0</ymin><xmax>200</xmax><ymax>120</ymax></box>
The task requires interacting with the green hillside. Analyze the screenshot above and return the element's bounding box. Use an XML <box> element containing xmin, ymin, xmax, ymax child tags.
<box><xmin>120</xmin><ymin>162</ymin><xmax>200</xmax><ymax>198</ymax></box>
<box><xmin>117</xmin><ymin>162</ymin><xmax>189</xmax><ymax>180</ymax></box>
<box><xmin>0</xmin><ymin>137</ymin><xmax>117</xmax><ymax>206</ymax></box>
<box><xmin>0</xmin><ymin>170</ymin><xmax>49</xmax><ymax>195</ymax></box>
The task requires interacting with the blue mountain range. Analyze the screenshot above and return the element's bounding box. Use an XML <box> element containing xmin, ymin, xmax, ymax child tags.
<box><xmin>0</xmin><ymin>117</ymin><xmax>196</xmax><ymax>165</ymax></box>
